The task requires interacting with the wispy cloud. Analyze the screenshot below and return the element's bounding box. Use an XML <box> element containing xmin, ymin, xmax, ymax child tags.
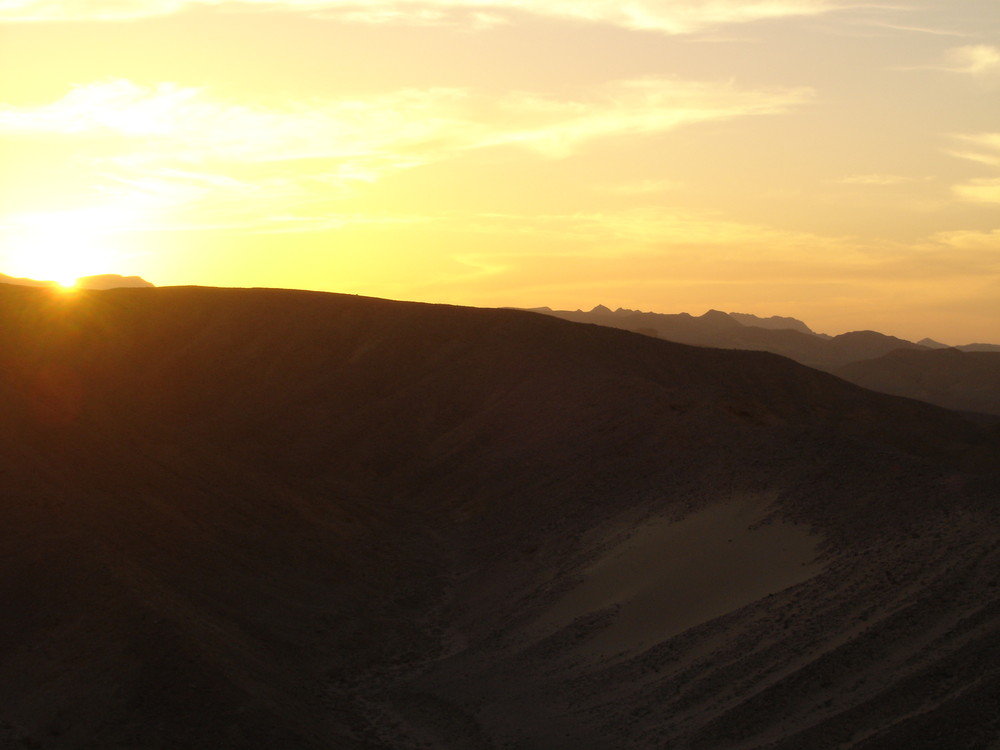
<box><xmin>598</xmin><ymin>179</ymin><xmax>684</xmax><ymax>195</ymax></box>
<box><xmin>0</xmin><ymin>0</ymin><xmax>183</xmax><ymax>22</ymax></box>
<box><xmin>832</xmin><ymin>173</ymin><xmax>925</xmax><ymax>186</ymax></box>
<box><xmin>853</xmin><ymin>21</ymin><xmax>969</xmax><ymax>38</ymax></box>
<box><xmin>0</xmin><ymin>78</ymin><xmax>812</xmax><ymax>227</ymax></box>
<box><xmin>409</xmin><ymin>207</ymin><xmax>1000</xmax><ymax>305</ymax></box>
<box><xmin>898</xmin><ymin>45</ymin><xmax>1000</xmax><ymax>75</ymax></box>
<box><xmin>0</xmin><ymin>0</ymin><xmax>866</xmax><ymax>33</ymax></box>
<box><xmin>943</xmin><ymin>45</ymin><xmax>1000</xmax><ymax>75</ymax></box>
<box><xmin>447</xmin><ymin>207</ymin><xmax>861</xmax><ymax>258</ymax></box>
<box><xmin>946</xmin><ymin>150</ymin><xmax>1000</xmax><ymax>169</ymax></box>
<box><xmin>949</xmin><ymin>133</ymin><xmax>1000</xmax><ymax>204</ymax></box>
<box><xmin>950</xmin><ymin>133</ymin><xmax>1000</xmax><ymax>161</ymax></box>
<box><xmin>931</xmin><ymin>228</ymin><xmax>1000</xmax><ymax>258</ymax></box>
<box><xmin>478</xmin><ymin>79</ymin><xmax>813</xmax><ymax>158</ymax></box>
<box><xmin>953</xmin><ymin>178</ymin><xmax>1000</xmax><ymax>204</ymax></box>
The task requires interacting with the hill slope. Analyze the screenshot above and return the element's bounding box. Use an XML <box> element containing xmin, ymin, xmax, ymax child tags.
<box><xmin>1</xmin><ymin>284</ymin><xmax>998</xmax><ymax>749</ymax></box>
<box><xmin>537</xmin><ymin>306</ymin><xmax>938</xmax><ymax>370</ymax></box>
<box><xmin>535</xmin><ymin>306</ymin><xmax>1000</xmax><ymax>415</ymax></box>
<box><xmin>835</xmin><ymin>348</ymin><xmax>1000</xmax><ymax>416</ymax></box>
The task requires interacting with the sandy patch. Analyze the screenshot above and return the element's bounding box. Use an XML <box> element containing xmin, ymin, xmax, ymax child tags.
<box><xmin>530</xmin><ymin>497</ymin><xmax>823</xmax><ymax>655</ymax></box>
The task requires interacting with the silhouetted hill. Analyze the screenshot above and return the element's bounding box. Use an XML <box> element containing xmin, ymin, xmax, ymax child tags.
<box><xmin>836</xmin><ymin>348</ymin><xmax>1000</xmax><ymax>416</ymax></box>
<box><xmin>827</xmin><ymin>329</ymin><xmax>928</xmax><ymax>362</ymax></box>
<box><xmin>0</xmin><ymin>272</ymin><xmax>153</xmax><ymax>289</ymax></box>
<box><xmin>77</xmin><ymin>273</ymin><xmax>154</xmax><ymax>289</ymax></box>
<box><xmin>535</xmin><ymin>307</ymin><xmax>1000</xmax><ymax>414</ymax></box>
<box><xmin>729</xmin><ymin>311</ymin><xmax>815</xmax><ymax>335</ymax></box>
<box><xmin>540</xmin><ymin>306</ymin><xmax>872</xmax><ymax>369</ymax></box>
<box><xmin>1</xmin><ymin>285</ymin><xmax>998</xmax><ymax>749</ymax></box>
<box><xmin>0</xmin><ymin>272</ymin><xmax>51</xmax><ymax>287</ymax></box>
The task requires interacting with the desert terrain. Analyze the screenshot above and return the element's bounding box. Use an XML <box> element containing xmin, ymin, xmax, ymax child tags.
<box><xmin>537</xmin><ymin>305</ymin><xmax>1000</xmax><ymax>417</ymax></box>
<box><xmin>1</xmin><ymin>284</ymin><xmax>998</xmax><ymax>748</ymax></box>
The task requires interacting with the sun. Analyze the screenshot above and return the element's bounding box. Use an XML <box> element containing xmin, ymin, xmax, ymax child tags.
<box><xmin>3</xmin><ymin>209</ymin><xmax>123</xmax><ymax>288</ymax></box>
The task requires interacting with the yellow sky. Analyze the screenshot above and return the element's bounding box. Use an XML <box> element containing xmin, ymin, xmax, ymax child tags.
<box><xmin>1</xmin><ymin>0</ymin><xmax>998</xmax><ymax>343</ymax></box>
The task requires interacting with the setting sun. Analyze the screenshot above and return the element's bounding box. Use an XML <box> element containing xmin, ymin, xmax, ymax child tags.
<box><xmin>3</xmin><ymin>209</ymin><xmax>124</xmax><ymax>288</ymax></box>
<box><xmin>0</xmin><ymin>0</ymin><xmax>997</xmax><ymax>343</ymax></box>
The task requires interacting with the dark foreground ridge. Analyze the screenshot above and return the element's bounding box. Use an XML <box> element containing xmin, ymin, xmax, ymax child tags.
<box><xmin>1</xmin><ymin>284</ymin><xmax>998</xmax><ymax>749</ymax></box>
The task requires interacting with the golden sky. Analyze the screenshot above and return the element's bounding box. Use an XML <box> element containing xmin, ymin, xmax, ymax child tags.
<box><xmin>1</xmin><ymin>0</ymin><xmax>998</xmax><ymax>343</ymax></box>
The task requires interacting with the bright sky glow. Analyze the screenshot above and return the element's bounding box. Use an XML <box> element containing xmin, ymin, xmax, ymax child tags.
<box><xmin>3</xmin><ymin>207</ymin><xmax>133</xmax><ymax>286</ymax></box>
<box><xmin>0</xmin><ymin>0</ymin><xmax>998</xmax><ymax>342</ymax></box>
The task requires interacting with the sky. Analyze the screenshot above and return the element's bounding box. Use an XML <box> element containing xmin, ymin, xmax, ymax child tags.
<box><xmin>1</xmin><ymin>1</ymin><xmax>998</xmax><ymax>344</ymax></box>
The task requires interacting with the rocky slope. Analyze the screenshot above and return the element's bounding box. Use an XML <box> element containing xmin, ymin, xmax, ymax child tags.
<box><xmin>536</xmin><ymin>305</ymin><xmax>1000</xmax><ymax>416</ymax></box>
<box><xmin>1</xmin><ymin>284</ymin><xmax>998</xmax><ymax>749</ymax></box>
<box><xmin>835</xmin><ymin>348</ymin><xmax>1000</xmax><ymax>417</ymax></box>
<box><xmin>536</xmin><ymin>306</ymin><xmax>931</xmax><ymax>370</ymax></box>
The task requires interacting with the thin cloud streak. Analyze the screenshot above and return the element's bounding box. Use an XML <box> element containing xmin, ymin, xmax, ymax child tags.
<box><xmin>443</xmin><ymin>208</ymin><xmax>1000</xmax><ymax>278</ymax></box>
<box><xmin>861</xmin><ymin>22</ymin><xmax>968</xmax><ymax>37</ymax></box>
<box><xmin>950</xmin><ymin>133</ymin><xmax>1000</xmax><ymax>204</ymax></box>
<box><xmin>0</xmin><ymin>0</ymin><xmax>871</xmax><ymax>33</ymax></box>
<box><xmin>598</xmin><ymin>179</ymin><xmax>684</xmax><ymax>195</ymax></box>
<box><xmin>896</xmin><ymin>45</ymin><xmax>1000</xmax><ymax>75</ymax></box>
<box><xmin>0</xmin><ymin>78</ymin><xmax>812</xmax><ymax>227</ymax></box>
<box><xmin>475</xmin><ymin>80</ymin><xmax>813</xmax><ymax>158</ymax></box>
<box><xmin>943</xmin><ymin>45</ymin><xmax>1000</xmax><ymax>75</ymax></box>
<box><xmin>832</xmin><ymin>174</ymin><xmax>925</xmax><ymax>186</ymax></box>
<box><xmin>953</xmin><ymin>179</ymin><xmax>1000</xmax><ymax>204</ymax></box>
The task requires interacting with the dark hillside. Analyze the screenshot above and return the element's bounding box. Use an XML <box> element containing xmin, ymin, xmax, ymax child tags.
<box><xmin>1</xmin><ymin>284</ymin><xmax>997</xmax><ymax>748</ymax></box>
<box><xmin>835</xmin><ymin>347</ymin><xmax>1000</xmax><ymax>416</ymax></box>
<box><xmin>536</xmin><ymin>306</ymin><xmax>1000</xmax><ymax>417</ymax></box>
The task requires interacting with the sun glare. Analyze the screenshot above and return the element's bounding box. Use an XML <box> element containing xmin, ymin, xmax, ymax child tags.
<box><xmin>3</xmin><ymin>208</ymin><xmax>126</xmax><ymax>287</ymax></box>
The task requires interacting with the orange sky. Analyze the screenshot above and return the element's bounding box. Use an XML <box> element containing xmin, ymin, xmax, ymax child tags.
<box><xmin>1</xmin><ymin>1</ymin><xmax>998</xmax><ymax>343</ymax></box>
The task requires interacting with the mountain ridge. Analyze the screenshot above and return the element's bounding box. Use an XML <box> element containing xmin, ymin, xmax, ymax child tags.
<box><xmin>1</xmin><ymin>284</ymin><xmax>998</xmax><ymax>748</ymax></box>
<box><xmin>535</xmin><ymin>305</ymin><xmax>1000</xmax><ymax>415</ymax></box>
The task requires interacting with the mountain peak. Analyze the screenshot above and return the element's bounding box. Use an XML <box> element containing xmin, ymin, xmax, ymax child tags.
<box><xmin>917</xmin><ymin>337</ymin><xmax>949</xmax><ymax>349</ymax></box>
<box><xmin>729</xmin><ymin>312</ymin><xmax>814</xmax><ymax>335</ymax></box>
<box><xmin>590</xmin><ymin>304</ymin><xmax>613</xmax><ymax>314</ymax></box>
<box><xmin>699</xmin><ymin>309</ymin><xmax>740</xmax><ymax>326</ymax></box>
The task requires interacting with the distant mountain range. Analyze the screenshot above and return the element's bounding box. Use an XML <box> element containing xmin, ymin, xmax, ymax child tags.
<box><xmin>531</xmin><ymin>305</ymin><xmax>1000</xmax><ymax>415</ymax></box>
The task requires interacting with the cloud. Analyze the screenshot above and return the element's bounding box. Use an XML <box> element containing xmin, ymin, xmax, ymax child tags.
<box><xmin>856</xmin><ymin>21</ymin><xmax>968</xmax><ymax>38</ymax></box>
<box><xmin>932</xmin><ymin>228</ymin><xmax>1000</xmax><ymax>255</ymax></box>
<box><xmin>944</xmin><ymin>45</ymin><xmax>1000</xmax><ymax>75</ymax></box>
<box><xmin>444</xmin><ymin>207</ymin><xmax>869</xmax><ymax>263</ymax></box>
<box><xmin>832</xmin><ymin>174</ymin><xmax>924</xmax><ymax>186</ymax></box>
<box><xmin>946</xmin><ymin>150</ymin><xmax>1000</xmax><ymax>169</ymax></box>
<box><xmin>598</xmin><ymin>179</ymin><xmax>683</xmax><ymax>195</ymax></box>
<box><xmin>0</xmin><ymin>78</ymin><xmax>812</xmax><ymax>228</ymax></box>
<box><xmin>949</xmin><ymin>133</ymin><xmax>1000</xmax><ymax>204</ymax></box>
<box><xmin>433</xmin><ymin>206</ymin><xmax>1000</xmax><ymax>281</ymax></box>
<box><xmin>950</xmin><ymin>133</ymin><xmax>1000</xmax><ymax>162</ymax></box>
<box><xmin>0</xmin><ymin>0</ymin><xmax>185</xmax><ymax>21</ymax></box>
<box><xmin>953</xmin><ymin>178</ymin><xmax>1000</xmax><ymax>204</ymax></box>
<box><xmin>478</xmin><ymin>79</ymin><xmax>813</xmax><ymax>158</ymax></box>
<box><xmin>0</xmin><ymin>79</ymin><xmax>471</xmax><ymax>164</ymax></box>
<box><xmin>0</xmin><ymin>0</ymin><xmax>863</xmax><ymax>33</ymax></box>
<box><xmin>899</xmin><ymin>45</ymin><xmax>1000</xmax><ymax>76</ymax></box>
